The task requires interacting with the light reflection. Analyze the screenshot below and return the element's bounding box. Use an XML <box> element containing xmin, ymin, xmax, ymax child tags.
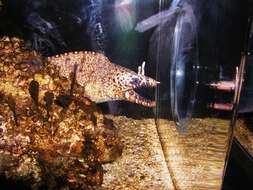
<box><xmin>114</xmin><ymin>0</ymin><xmax>136</xmax><ymax>32</ymax></box>
<box><xmin>176</xmin><ymin>69</ymin><xmax>183</xmax><ymax>77</ymax></box>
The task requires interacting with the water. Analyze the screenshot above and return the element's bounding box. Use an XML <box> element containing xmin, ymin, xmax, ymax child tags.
<box><xmin>0</xmin><ymin>0</ymin><xmax>251</xmax><ymax>190</ymax></box>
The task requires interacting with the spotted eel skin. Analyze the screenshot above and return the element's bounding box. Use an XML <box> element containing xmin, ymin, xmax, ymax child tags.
<box><xmin>47</xmin><ymin>51</ymin><xmax>159</xmax><ymax>107</ymax></box>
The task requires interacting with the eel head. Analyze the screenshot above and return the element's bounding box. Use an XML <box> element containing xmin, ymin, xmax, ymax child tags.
<box><xmin>112</xmin><ymin>71</ymin><xmax>159</xmax><ymax>107</ymax></box>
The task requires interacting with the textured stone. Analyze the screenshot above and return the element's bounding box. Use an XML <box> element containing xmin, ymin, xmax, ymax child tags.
<box><xmin>0</xmin><ymin>36</ymin><xmax>122</xmax><ymax>190</ymax></box>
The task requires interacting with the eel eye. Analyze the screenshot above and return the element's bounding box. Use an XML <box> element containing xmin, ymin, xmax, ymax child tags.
<box><xmin>130</xmin><ymin>77</ymin><xmax>141</xmax><ymax>86</ymax></box>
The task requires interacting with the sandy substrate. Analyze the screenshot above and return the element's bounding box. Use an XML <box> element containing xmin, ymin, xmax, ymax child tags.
<box><xmin>157</xmin><ymin>118</ymin><xmax>230</xmax><ymax>190</ymax></box>
<box><xmin>102</xmin><ymin>116</ymin><xmax>174</xmax><ymax>190</ymax></box>
<box><xmin>102</xmin><ymin>116</ymin><xmax>231</xmax><ymax>190</ymax></box>
<box><xmin>235</xmin><ymin>118</ymin><xmax>253</xmax><ymax>157</ymax></box>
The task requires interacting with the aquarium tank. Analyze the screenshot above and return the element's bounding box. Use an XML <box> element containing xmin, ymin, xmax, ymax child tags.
<box><xmin>0</xmin><ymin>0</ymin><xmax>252</xmax><ymax>189</ymax></box>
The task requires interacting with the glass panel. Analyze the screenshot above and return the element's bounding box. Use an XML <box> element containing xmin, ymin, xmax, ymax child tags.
<box><xmin>235</xmin><ymin>15</ymin><xmax>253</xmax><ymax>160</ymax></box>
<box><xmin>154</xmin><ymin>0</ymin><xmax>249</xmax><ymax>189</ymax></box>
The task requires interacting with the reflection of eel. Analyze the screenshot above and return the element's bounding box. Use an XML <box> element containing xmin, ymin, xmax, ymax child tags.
<box><xmin>47</xmin><ymin>51</ymin><xmax>159</xmax><ymax>107</ymax></box>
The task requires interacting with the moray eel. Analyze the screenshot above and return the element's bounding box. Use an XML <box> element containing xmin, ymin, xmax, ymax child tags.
<box><xmin>47</xmin><ymin>51</ymin><xmax>159</xmax><ymax>107</ymax></box>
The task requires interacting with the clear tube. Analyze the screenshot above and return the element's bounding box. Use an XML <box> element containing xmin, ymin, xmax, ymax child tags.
<box><xmin>169</xmin><ymin>2</ymin><xmax>199</xmax><ymax>131</ymax></box>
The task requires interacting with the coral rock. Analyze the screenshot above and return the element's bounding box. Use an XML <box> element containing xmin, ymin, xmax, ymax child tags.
<box><xmin>0</xmin><ymin>36</ymin><xmax>122</xmax><ymax>189</ymax></box>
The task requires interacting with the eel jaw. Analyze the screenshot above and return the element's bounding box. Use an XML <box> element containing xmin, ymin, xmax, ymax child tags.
<box><xmin>124</xmin><ymin>90</ymin><xmax>156</xmax><ymax>107</ymax></box>
<box><xmin>123</xmin><ymin>76</ymin><xmax>160</xmax><ymax>107</ymax></box>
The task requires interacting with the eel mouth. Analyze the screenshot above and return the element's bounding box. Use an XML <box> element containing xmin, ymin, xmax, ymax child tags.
<box><xmin>123</xmin><ymin>78</ymin><xmax>160</xmax><ymax>107</ymax></box>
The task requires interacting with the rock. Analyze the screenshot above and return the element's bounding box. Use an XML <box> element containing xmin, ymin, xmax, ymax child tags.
<box><xmin>0</xmin><ymin>36</ymin><xmax>122</xmax><ymax>189</ymax></box>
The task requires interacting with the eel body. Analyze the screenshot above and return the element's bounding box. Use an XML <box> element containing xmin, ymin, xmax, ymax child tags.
<box><xmin>48</xmin><ymin>51</ymin><xmax>159</xmax><ymax>107</ymax></box>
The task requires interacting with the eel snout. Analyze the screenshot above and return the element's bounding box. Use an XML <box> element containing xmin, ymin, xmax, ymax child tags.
<box><xmin>123</xmin><ymin>75</ymin><xmax>160</xmax><ymax>107</ymax></box>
